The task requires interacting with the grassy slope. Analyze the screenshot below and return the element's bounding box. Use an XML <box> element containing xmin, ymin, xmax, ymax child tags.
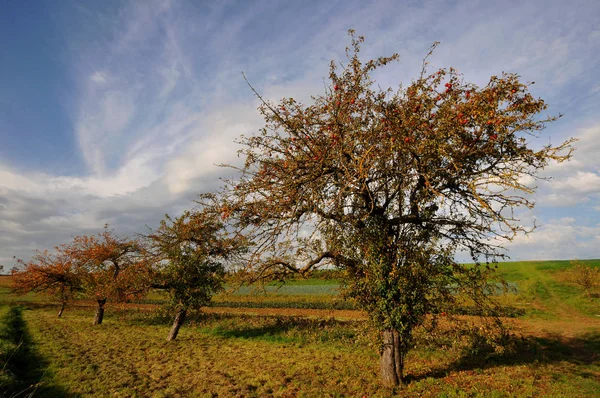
<box><xmin>496</xmin><ymin>260</ymin><xmax>600</xmax><ymax>321</ymax></box>
<box><xmin>1</xmin><ymin>259</ymin><xmax>599</xmax><ymax>397</ymax></box>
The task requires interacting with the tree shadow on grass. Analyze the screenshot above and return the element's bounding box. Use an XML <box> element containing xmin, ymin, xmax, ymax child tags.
<box><xmin>130</xmin><ymin>310</ymin><xmax>359</xmax><ymax>342</ymax></box>
<box><xmin>189</xmin><ymin>313</ymin><xmax>358</xmax><ymax>344</ymax></box>
<box><xmin>206</xmin><ymin>316</ymin><xmax>301</xmax><ymax>342</ymax></box>
<box><xmin>409</xmin><ymin>331</ymin><xmax>600</xmax><ymax>383</ymax></box>
<box><xmin>128</xmin><ymin>311</ymin><xmax>312</xmax><ymax>343</ymax></box>
<box><xmin>0</xmin><ymin>306</ymin><xmax>77</xmax><ymax>398</ymax></box>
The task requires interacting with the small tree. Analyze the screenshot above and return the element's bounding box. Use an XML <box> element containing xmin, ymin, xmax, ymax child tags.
<box><xmin>220</xmin><ymin>32</ymin><xmax>574</xmax><ymax>385</ymax></box>
<box><xmin>11</xmin><ymin>250</ymin><xmax>83</xmax><ymax>317</ymax></box>
<box><xmin>568</xmin><ymin>260</ymin><xmax>600</xmax><ymax>297</ymax></box>
<box><xmin>63</xmin><ymin>228</ymin><xmax>152</xmax><ymax>325</ymax></box>
<box><xmin>147</xmin><ymin>205</ymin><xmax>246</xmax><ymax>341</ymax></box>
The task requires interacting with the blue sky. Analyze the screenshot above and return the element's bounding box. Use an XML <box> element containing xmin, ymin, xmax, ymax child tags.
<box><xmin>1</xmin><ymin>0</ymin><xmax>599</xmax><ymax>267</ymax></box>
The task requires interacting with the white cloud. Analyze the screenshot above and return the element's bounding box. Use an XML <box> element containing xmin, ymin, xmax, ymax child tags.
<box><xmin>553</xmin><ymin>171</ymin><xmax>600</xmax><ymax>194</ymax></box>
<box><xmin>90</xmin><ymin>71</ymin><xmax>107</xmax><ymax>83</ymax></box>
<box><xmin>518</xmin><ymin>174</ymin><xmax>536</xmax><ymax>188</ymax></box>
<box><xmin>2</xmin><ymin>0</ymin><xmax>600</xmax><ymax>267</ymax></box>
<box><xmin>538</xmin><ymin>193</ymin><xmax>588</xmax><ymax>207</ymax></box>
<box><xmin>546</xmin><ymin>125</ymin><xmax>600</xmax><ymax>174</ymax></box>
<box><xmin>0</xmin><ymin>167</ymin><xmax>43</xmax><ymax>193</ymax></box>
<box><xmin>0</xmin><ymin>161</ymin><xmax>157</xmax><ymax>199</ymax></box>
<box><xmin>507</xmin><ymin>218</ymin><xmax>600</xmax><ymax>260</ymax></box>
<box><xmin>535</xmin><ymin>124</ymin><xmax>600</xmax><ymax>207</ymax></box>
<box><xmin>164</xmin><ymin>103</ymin><xmax>262</xmax><ymax>194</ymax></box>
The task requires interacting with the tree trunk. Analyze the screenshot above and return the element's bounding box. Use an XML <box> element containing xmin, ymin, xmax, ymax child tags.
<box><xmin>393</xmin><ymin>328</ymin><xmax>406</xmax><ymax>384</ymax></box>
<box><xmin>166</xmin><ymin>309</ymin><xmax>187</xmax><ymax>341</ymax></box>
<box><xmin>167</xmin><ymin>309</ymin><xmax>187</xmax><ymax>341</ymax></box>
<box><xmin>58</xmin><ymin>301</ymin><xmax>66</xmax><ymax>318</ymax></box>
<box><xmin>93</xmin><ymin>298</ymin><xmax>107</xmax><ymax>325</ymax></box>
<box><xmin>380</xmin><ymin>328</ymin><xmax>406</xmax><ymax>386</ymax></box>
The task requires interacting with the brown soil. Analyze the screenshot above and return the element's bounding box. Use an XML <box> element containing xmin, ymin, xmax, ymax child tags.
<box><xmin>53</xmin><ymin>300</ymin><xmax>600</xmax><ymax>339</ymax></box>
<box><xmin>201</xmin><ymin>306</ymin><xmax>366</xmax><ymax>319</ymax></box>
<box><xmin>70</xmin><ymin>300</ymin><xmax>367</xmax><ymax>319</ymax></box>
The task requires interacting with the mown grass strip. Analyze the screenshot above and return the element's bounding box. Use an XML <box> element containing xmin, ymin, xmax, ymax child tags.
<box><xmin>0</xmin><ymin>305</ymin><xmax>70</xmax><ymax>397</ymax></box>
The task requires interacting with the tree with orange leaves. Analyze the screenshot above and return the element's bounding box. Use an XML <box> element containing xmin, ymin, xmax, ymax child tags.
<box><xmin>64</xmin><ymin>228</ymin><xmax>153</xmax><ymax>325</ymax></box>
<box><xmin>12</xmin><ymin>250</ymin><xmax>83</xmax><ymax>317</ymax></box>
<box><xmin>220</xmin><ymin>31</ymin><xmax>575</xmax><ymax>385</ymax></box>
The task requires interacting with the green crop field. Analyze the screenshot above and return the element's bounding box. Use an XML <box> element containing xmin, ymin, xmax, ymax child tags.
<box><xmin>1</xmin><ymin>260</ymin><xmax>599</xmax><ymax>397</ymax></box>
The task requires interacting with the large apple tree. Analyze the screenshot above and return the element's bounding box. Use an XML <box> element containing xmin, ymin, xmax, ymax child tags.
<box><xmin>219</xmin><ymin>32</ymin><xmax>574</xmax><ymax>385</ymax></box>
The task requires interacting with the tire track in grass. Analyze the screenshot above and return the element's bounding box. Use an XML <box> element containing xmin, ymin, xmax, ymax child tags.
<box><xmin>531</xmin><ymin>266</ymin><xmax>585</xmax><ymax>318</ymax></box>
<box><xmin>518</xmin><ymin>265</ymin><xmax>600</xmax><ymax>338</ymax></box>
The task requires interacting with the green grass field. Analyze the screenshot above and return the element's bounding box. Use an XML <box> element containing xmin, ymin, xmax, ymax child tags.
<box><xmin>1</xmin><ymin>260</ymin><xmax>599</xmax><ymax>397</ymax></box>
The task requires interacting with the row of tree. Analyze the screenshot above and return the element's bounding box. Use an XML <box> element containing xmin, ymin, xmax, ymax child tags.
<box><xmin>10</xmin><ymin>31</ymin><xmax>574</xmax><ymax>386</ymax></box>
<box><xmin>12</xmin><ymin>208</ymin><xmax>244</xmax><ymax>341</ymax></box>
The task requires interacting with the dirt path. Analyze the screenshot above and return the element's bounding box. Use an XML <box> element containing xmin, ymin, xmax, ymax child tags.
<box><xmin>45</xmin><ymin>300</ymin><xmax>600</xmax><ymax>338</ymax></box>
<box><xmin>66</xmin><ymin>300</ymin><xmax>367</xmax><ymax>320</ymax></box>
<box><xmin>506</xmin><ymin>316</ymin><xmax>600</xmax><ymax>339</ymax></box>
<box><xmin>201</xmin><ymin>306</ymin><xmax>366</xmax><ymax>319</ymax></box>
<box><xmin>203</xmin><ymin>306</ymin><xmax>600</xmax><ymax>340</ymax></box>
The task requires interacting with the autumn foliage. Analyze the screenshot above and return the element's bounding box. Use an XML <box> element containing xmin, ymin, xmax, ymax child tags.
<box><xmin>12</xmin><ymin>250</ymin><xmax>83</xmax><ymax>317</ymax></box>
<box><xmin>44</xmin><ymin>228</ymin><xmax>152</xmax><ymax>324</ymax></box>
<box><xmin>219</xmin><ymin>32</ymin><xmax>574</xmax><ymax>385</ymax></box>
<box><xmin>566</xmin><ymin>260</ymin><xmax>600</xmax><ymax>297</ymax></box>
<box><xmin>12</xmin><ymin>228</ymin><xmax>152</xmax><ymax>324</ymax></box>
<box><xmin>147</xmin><ymin>204</ymin><xmax>247</xmax><ymax>340</ymax></box>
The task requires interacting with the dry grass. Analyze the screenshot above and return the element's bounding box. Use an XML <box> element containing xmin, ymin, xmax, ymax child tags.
<box><xmin>13</xmin><ymin>305</ymin><xmax>600</xmax><ymax>397</ymax></box>
<box><xmin>1</xmin><ymin>260</ymin><xmax>599</xmax><ymax>397</ymax></box>
<box><xmin>0</xmin><ymin>275</ymin><xmax>13</xmax><ymax>288</ymax></box>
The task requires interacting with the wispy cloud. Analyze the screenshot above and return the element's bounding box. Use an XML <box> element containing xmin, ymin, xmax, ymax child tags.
<box><xmin>1</xmin><ymin>0</ymin><xmax>599</xmax><ymax>266</ymax></box>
